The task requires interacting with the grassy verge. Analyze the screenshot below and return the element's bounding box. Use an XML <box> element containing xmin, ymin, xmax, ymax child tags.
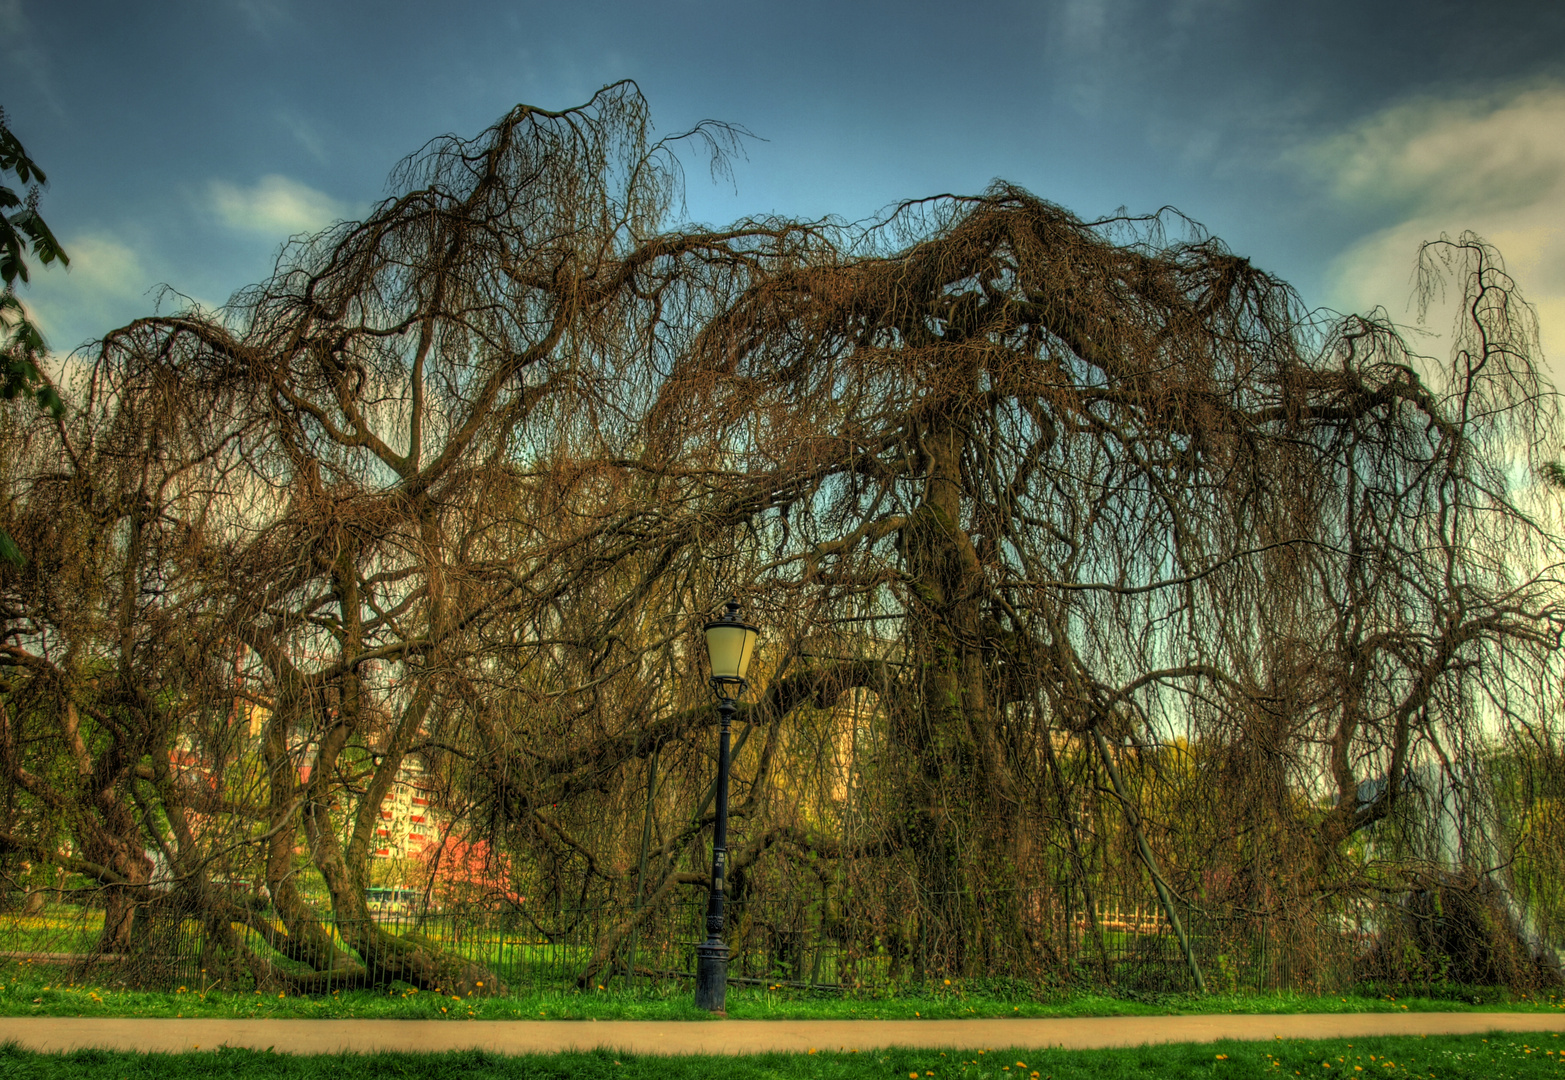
<box><xmin>3</xmin><ymin>1033</ymin><xmax>1562</xmax><ymax>1078</ymax></box>
<box><xmin>2</xmin><ymin>960</ymin><xmax>1563</xmax><ymax>1021</ymax></box>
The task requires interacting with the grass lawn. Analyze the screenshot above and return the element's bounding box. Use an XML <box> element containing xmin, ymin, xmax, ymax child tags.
<box><xmin>3</xmin><ymin>1033</ymin><xmax>1561</xmax><ymax>1078</ymax></box>
<box><xmin>3</xmin><ymin>959</ymin><xmax>1564</xmax><ymax>1021</ymax></box>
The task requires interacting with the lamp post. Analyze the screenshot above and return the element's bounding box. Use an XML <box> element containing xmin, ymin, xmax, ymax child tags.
<box><xmin>695</xmin><ymin>598</ymin><xmax>759</xmax><ymax>1013</ymax></box>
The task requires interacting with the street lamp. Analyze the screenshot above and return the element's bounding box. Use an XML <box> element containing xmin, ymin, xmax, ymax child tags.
<box><xmin>695</xmin><ymin>598</ymin><xmax>759</xmax><ymax>1013</ymax></box>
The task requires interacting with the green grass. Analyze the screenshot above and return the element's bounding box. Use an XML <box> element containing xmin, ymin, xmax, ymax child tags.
<box><xmin>3</xmin><ymin>1033</ymin><xmax>1562</xmax><ymax>1078</ymax></box>
<box><xmin>0</xmin><ymin>903</ymin><xmax>612</xmax><ymax>979</ymax></box>
<box><xmin>3</xmin><ymin>960</ymin><xmax>1564</xmax><ymax>1021</ymax></box>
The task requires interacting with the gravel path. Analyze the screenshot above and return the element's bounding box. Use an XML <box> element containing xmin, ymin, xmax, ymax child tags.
<box><xmin>2</xmin><ymin>1012</ymin><xmax>1563</xmax><ymax>1056</ymax></box>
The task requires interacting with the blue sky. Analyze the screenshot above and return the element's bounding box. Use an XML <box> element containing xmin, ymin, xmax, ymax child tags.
<box><xmin>6</xmin><ymin>0</ymin><xmax>1565</xmax><ymax>382</ymax></box>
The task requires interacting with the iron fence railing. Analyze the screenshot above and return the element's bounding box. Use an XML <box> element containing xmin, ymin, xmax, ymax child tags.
<box><xmin>0</xmin><ymin>887</ymin><xmax>1441</xmax><ymax>996</ymax></box>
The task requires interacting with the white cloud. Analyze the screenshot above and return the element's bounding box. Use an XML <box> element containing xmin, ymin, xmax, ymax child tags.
<box><xmin>1304</xmin><ymin>84</ymin><xmax>1565</xmax><ymax>387</ymax></box>
<box><xmin>208</xmin><ymin>174</ymin><xmax>352</xmax><ymax>238</ymax></box>
<box><xmin>1314</xmin><ymin>88</ymin><xmax>1565</xmax><ymax>215</ymax></box>
<box><xmin>21</xmin><ymin>232</ymin><xmax>154</xmax><ymax>354</ymax></box>
<box><xmin>17</xmin><ymin>232</ymin><xmax>222</xmax><ymax>368</ymax></box>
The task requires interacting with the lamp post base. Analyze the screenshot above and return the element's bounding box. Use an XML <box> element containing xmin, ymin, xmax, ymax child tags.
<box><xmin>695</xmin><ymin>939</ymin><xmax>728</xmax><ymax>1013</ymax></box>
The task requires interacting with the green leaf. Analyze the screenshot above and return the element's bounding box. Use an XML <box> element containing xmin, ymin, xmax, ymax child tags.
<box><xmin>0</xmin><ymin>528</ymin><xmax>24</xmax><ymax>568</ymax></box>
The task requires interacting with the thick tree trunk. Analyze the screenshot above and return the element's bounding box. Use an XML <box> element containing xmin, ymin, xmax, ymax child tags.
<box><xmin>258</xmin><ymin>686</ymin><xmax>359</xmax><ymax>975</ymax></box>
<box><xmin>898</xmin><ymin>408</ymin><xmax>1014</xmax><ymax>975</ymax></box>
<box><xmin>81</xmin><ymin>789</ymin><xmax>154</xmax><ymax>954</ymax></box>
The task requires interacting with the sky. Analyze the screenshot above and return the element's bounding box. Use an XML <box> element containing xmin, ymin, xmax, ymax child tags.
<box><xmin>6</xmin><ymin>0</ymin><xmax>1565</xmax><ymax>385</ymax></box>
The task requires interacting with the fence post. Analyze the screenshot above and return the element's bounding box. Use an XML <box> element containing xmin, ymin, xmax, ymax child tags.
<box><xmin>627</xmin><ymin>747</ymin><xmax>659</xmax><ymax>987</ymax></box>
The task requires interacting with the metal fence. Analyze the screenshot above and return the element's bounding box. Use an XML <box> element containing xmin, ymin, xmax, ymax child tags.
<box><xmin>0</xmin><ymin>885</ymin><xmax>1383</xmax><ymax>995</ymax></box>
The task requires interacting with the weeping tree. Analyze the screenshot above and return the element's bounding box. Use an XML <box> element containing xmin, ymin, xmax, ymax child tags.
<box><xmin>641</xmin><ymin>201</ymin><xmax>1565</xmax><ymax>978</ymax></box>
<box><xmin>1</xmin><ymin>84</ymin><xmax>1561</xmax><ymax>991</ymax></box>
<box><xmin>393</xmin><ymin>174</ymin><xmax>1565</xmax><ymax>982</ymax></box>
<box><xmin>0</xmin><ymin>82</ymin><xmax>777</xmax><ymax>990</ymax></box>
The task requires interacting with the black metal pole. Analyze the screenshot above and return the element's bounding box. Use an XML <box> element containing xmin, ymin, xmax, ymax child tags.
<box><xmin>695</xmin><ymin>693</ymin><xmax>734</xmax><ymax>1012</ymax></box>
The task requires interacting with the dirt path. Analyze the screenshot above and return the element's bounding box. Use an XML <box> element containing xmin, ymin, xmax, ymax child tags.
<box><xmin>2</xmin><ymin>1013</ymin><xmax>1563</xmax><ymax>1056</ymax></box>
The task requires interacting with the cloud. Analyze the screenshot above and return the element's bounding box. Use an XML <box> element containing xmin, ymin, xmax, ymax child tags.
<box><xmin>0</xmin><ymin>0</ymin><xmax>59</xmax><ymax>114</ymax></box>
<box><xmin>26</xmin><ymin>231</ymin><xmax>148</xmax><ymax>334</ymax></box>
<box><xmin>226</xmin><ymin>0</ymin><xmax>292</xmax><ymax>37</ymax></box>
<box><xmin>1313</xmin><ymin>88</ymin><xmax>1565</xmax><ymax>216</ymax></box>
<box><xmin>272</xmin><ymin>110</ymin><xmax>331</xmax><ymax>165</ymax></box>
<box><xmin>208</xmin><ymin>174</ymin><xmax>353</xmax><ymax>238</ymax></box>
<box><xmin>18</xmin><ymin>231</ymin><xmax>166</xmax><ymax>357</ymax></box>
<box><xmin>1304</xmin><ymin>84</ymin><xmax>1565</xmax><ymax>384</ymax></box>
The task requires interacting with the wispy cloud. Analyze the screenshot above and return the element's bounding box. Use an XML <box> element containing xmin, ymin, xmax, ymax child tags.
<box><xmin>272</xmin><ymin>110</ymin><xmax>331</xmax><ymax>166</ymax></box>
<box><xmin>1313</xmin><ymin>87</ymin><xmax>1565</xmax><ymax>215</ymax></box>
<box><xmin>0</xmin><ymin>0</ymin><xmax>60</xmax><ymax>115</ymax></box>
<box><xmin>208</xmin><ymin>174</ymin><xmax>354</xmax><ymax>237</ymax></box>
<box><xmin>22</xmin><ymin>231</ymin><xmax>161</xmax><ymax>356</ymax></box>
<box><xmin>226</xmin><ymin>0</ymin><xmax>292</xmax><ymax>38</ymax></box>
<box><xmin>1303</xmin><ymin>84</ymin><xmax>1565</xmax><ymax>381</ymax></box>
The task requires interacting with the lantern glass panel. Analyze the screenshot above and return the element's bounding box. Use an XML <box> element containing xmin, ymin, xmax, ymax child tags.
<box><xmin>705</xmin><ymin>623</ymin><xmax>757</xmax><ymax>682</ymax></box>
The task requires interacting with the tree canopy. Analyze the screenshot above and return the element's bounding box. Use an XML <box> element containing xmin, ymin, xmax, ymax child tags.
<box><xmin>0</xmin><ymin>83</ymin><xmax>1560</xmax><ymax>991</ymax></box>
